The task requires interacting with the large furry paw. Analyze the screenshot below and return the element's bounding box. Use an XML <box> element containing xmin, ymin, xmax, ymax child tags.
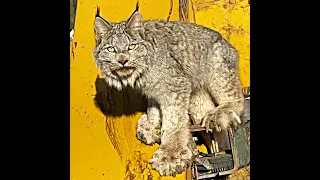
<box><xmin>136</xmin><ymin>114</ymin><xmax>161</xmax><ymax>145</ymax></box>
<box><xmin>150</xmin><ymin>145</ymin><xmax>193</xmax><ymax>176</ymax></box>
<box><xmin>201</xmin><ymin>107</ymin><xmax>241</xmax><ymax>132</ymax></box>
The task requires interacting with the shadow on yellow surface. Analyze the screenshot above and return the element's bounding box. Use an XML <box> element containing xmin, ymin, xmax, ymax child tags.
<box><xmin>94</xmin><ymin>77</ymin><xmax>147</xmax><ymax>117</ymax></box>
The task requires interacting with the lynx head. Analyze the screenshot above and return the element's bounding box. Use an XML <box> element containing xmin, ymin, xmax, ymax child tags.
<box><xmin>93</xmin><ymin>7</ymin><xmax>149</xmax><ymax>90</ymax></box>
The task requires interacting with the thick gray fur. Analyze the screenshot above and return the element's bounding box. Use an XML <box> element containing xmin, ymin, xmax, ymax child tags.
<box><xmin>93</xmin><ymin>8</ymin><xmax>244</xmax><ymax>177</ymax></box>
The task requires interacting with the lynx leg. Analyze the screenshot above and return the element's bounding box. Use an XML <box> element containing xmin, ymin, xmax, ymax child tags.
<box><xmin>136</xmin><ymin>98</ymin><xmax>161</xmax><ymax>145</ymax></box>
<box><xmin>150</xmin><ymin>104</ymin><xmax>196</xmax><ymax>176</ymax></box>
<box><xmin>201</xmin><ymin>41</ymin><xmax>244</xmax><ymax>132</ymax></box>
<box><xmin>149</xmin><ymin>85</ymin><xmax>197</xmax><ymax>176</ymax></box>
<box><xmin>189</xmin><ymin>89</ymin><xmax>216</xmax><ymax>125</ymax></box>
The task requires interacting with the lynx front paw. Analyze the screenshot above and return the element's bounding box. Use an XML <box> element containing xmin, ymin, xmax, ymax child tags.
<box><xmin>150</xmin><ymin>145</ymin><xmax>193</xmax><ymax>176</ymax></box>
<box><xmin>136</xmin><ymin>114</ymin><xmax>161</xmax><ymax>145</ymax></box>
<box><xmin>201</xmin><ymin>108</ymin><xmax>241</xmax><ymax>132</ymax></box>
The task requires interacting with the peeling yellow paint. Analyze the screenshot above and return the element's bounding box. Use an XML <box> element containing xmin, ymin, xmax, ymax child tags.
<box><xmin>191</xmin><ymin>0</ymin><xmax>250</xmax><ymax>87</ymax></box>
<box><xmin>70</xmin><ymin>0</ymin><xmax>249</xmax><ymax>179</ymax></box>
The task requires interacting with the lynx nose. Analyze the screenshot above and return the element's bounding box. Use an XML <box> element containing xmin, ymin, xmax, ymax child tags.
<box><xmin>117</xmin><ymin>54</ymin><xmax>129</xmax><ymax>66</ymax></box>
<box><xmin>118</xmin><ymin>59</ymin><xmax>128</xmax><ymax>66</ymax></box>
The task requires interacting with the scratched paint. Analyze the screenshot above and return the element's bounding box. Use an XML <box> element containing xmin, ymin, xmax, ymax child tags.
<box><xmin>191</xmin><ymin>0</ymin><xmax>250</xmax><ymax>87</ymax></box>
<box><xmin>70</xmin><ymin>0</ymin><xmax>249</xmax><ymax>179</ymax></box>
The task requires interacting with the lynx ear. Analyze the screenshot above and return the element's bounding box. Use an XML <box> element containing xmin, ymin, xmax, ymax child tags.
<box><xmin>94</xmin><ymin>17</ymin><xmax>112</xmax><ymax>44</ymax></box>
<box><xmin>126</xmin><ymin>11</ymin><xmax>143</xmax><ymax>31</ymax></box>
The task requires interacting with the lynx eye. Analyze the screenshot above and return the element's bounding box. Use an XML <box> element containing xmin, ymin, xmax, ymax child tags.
<box><xmin>106</xmin><ymin>46</ymin><xmax>115</xmax><ymax>52</ymax></box>
<box><xmin>128</xmin><ymin>44</ymin><xmax>136</xmax><ymax>50</ymax></box>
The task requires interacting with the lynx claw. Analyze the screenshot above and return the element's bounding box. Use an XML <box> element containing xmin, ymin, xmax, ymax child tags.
<box><xmin>201</xmin><ymin>114</ymin><xmax>222</xmax><ymax>132</ymax></box>
<box><xmin>200</xmin><ymin>119</ymin><xmax>216</xmax><ymax>132</ymax></box>
<box><xmin>200</xmin><ymin>118</ymin><xmax>209</xmax><ymax>132</ymax></box>
<box><xmin>201</xmin><ymin>108</ymin><xmax>241</xmax><ymax>132</ymax></box>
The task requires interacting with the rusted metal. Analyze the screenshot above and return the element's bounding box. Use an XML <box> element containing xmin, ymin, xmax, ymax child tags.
<box><xmin>167</xmin><ymin>0</ymin><xmax>174</xmax><ymax>21</ymax></box>
<box><xmin>188</xmin><ymin>126</ymin><xmax>244</xmax><ymax>179</ymax></box>
<box><xmin>190</xmin><ymin>124</ymin><xmax>212</xmax><ymax>132</ymax></box>
<box><xmin>242</xmin><ymin>86</ymin><xmax>250</xmax><ymax>98</ymax></box>
<box><xmin>179</xmin><ymin>0</ymin><xmax>189</xmax><ymax>21</ymax></box>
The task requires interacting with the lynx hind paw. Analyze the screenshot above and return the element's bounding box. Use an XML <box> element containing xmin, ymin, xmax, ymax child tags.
<box><xmin>136</xmin><ymin>114</ymin><xmax>160</xmax><ymax>145</ymax></box>
<box><xmin>201</xmin><ymin>108</ymin><xmax>241</xmax><ymax>132</ymax></box>
<box><xmin>150</xmin><ymin>145</ymin><xmax>193</xmax><ymax>176</ymax></box>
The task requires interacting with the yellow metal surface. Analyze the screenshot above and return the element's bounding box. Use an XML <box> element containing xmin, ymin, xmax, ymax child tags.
<box><xmin>191</xmin><ymin>0</ymin><xmax>250</xmax><ymax>87</ymax></box>
<box><xmin>70</xmin><ymin>0</ymin><xmax>249</xmax><ymax>180</ymax></box>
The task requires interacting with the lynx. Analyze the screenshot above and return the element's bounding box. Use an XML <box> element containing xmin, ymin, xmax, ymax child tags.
<box><xmin>93</xmin><ymin>5</ymin><xmax>244</xmax><ymax>176</ymax></box>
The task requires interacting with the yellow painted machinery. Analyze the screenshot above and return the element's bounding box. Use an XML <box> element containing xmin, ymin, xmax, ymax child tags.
<box><xmin>70</xmin><ymin>0</ymin><xmax>249</xmax><ymax>179</ymax></box>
